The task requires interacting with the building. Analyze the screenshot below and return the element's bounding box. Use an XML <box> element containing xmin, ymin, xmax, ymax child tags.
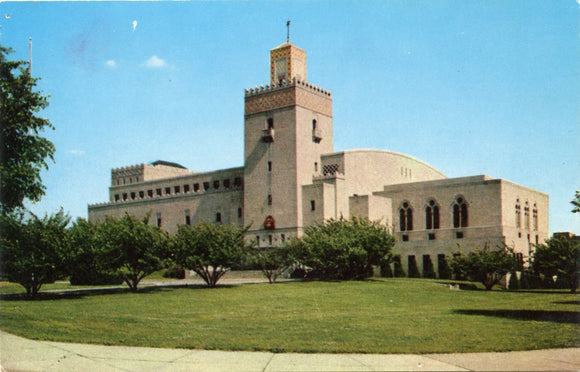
<box><xmin>88</xmin><ymin>40</ymin><xmax>549</xmax><ymax>275</ymax></box>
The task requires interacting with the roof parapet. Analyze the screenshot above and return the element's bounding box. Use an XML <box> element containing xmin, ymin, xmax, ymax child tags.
<box><xmin>245</xmin><ymin>77</ymin><xmax>331</xmax><ymax>98</ymax></box>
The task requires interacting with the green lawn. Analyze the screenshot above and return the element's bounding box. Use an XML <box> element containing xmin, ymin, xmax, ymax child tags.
<box><xmin>0</xmin><ymin>278</ymin><xmax>578</xmax><ymax>354</ymax></box>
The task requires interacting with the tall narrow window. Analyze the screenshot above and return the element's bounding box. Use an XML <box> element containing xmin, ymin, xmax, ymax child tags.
<box><xmin>399</xmin><ymin>202</ymin><xmax>413</xmax><ymax>231</ymax></box>
<box><xmin>156</xmin><ymin>212</ymin><xmax>162</xmax><ymax>227</ymax></box>
<box><xmin>515</xmin><ymin>199</ymin><xmax>521</xmax><ymax>228</ymax></box>
<box><xmin>267</xmin><ymin>118</ymin><xmax>274</xmax><ymax>129</ymax></box>
<box><xmin>238</xmin><ymin>207</ymin><xmax>243</xmax><ymax>218</ymax></box>
<box><xmin>312</xmin><ymin>119</ymin><xmax>317</xmax><ymax>131</ymax></box>
<box><xmin>268</xmin><ymin>161</ymin><xmax>272</xmax><ymax>172</ymax></box>
<box><xmin>269</xmin><ymin>235</ymin><xmax>273</xmax><ymax>246</ymax></box>
<box><xmin>532</xmin><ymin>204</ymin><xmax>538</xmax><ymax>231</ymax></box>
<box><xmin>185</xmin><ymin>210</ymin><xmax>191</xmax><ymax>226</ymax></box>
<box><xmin>310</xmin><ymin>200</ymin><xmax>316</xmax><ymax>211</ymax></box>
<box><xmin>524</xmin><ymin>201</ymin><xmax>530</xmax><ymax>229</ymax></box>
<box><xmin>216</xmin><ymin>212</ymin><xmax>222</xmax><ymax>223</ymax></box>
<box><xmin>425</xmin><ymin>199</ymin><xmax>440</xmax><ymax>230</ymax></box>
<box><xmin>453</xmin><ymin>197</ymin><xmax>468</xmax><ymax>228</ymax></box>
<box><xmin>268</xmin><ymin>194</ymin><xmax>272</xmax><ymax>206</ymax></box>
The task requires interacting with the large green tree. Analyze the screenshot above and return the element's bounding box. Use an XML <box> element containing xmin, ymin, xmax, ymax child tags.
<box><xmin>451</xmin><ymin>244</ymin><xmax>518</xmax><ymax>290</ymax></box>
<box><xmin>533</xmin><ymin>235</ymin><xmax>579</xmax><ymax>293</ymax></box>
<box><xmin>0</xmin><ymin>46</ymin><xmax>55</xmax><ymax>213</ymax></box>
<box><xmin>67</xmin><ymin>218</ymin><xmax>123</xmax><ymax>285</ymax></box>
<box><xmin>99</xmin><ymin>213</ymin><xmax>169</xmax><ymax>292</ymax></box>
<box><xmin>0</xmin><ymin>210</ymin><xmax>70</xmax><ymax>297</ymax></box>
<box><xmin>171</xmin><ymin>221</ymin><xmax>249</xmax><ymax>287</ymax></box>
<box><xmin>297</xmin><ymin>217</ymin><xmax>395</xmax><ymax>280</ymax></box>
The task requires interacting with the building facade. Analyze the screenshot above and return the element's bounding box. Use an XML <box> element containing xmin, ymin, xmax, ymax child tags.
<box><xmin>89</xmin><ymin>41</ymin><xmax>549</xmax><ymax>274</ymax></box>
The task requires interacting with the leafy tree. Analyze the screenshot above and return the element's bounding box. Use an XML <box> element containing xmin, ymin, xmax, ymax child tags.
<box><xmin>296</xmin><ymin>217</ymin><xmax>394</xmax><ymax>280</ymax></box>
<box><xmin>171</xmin><ymin>221</ymin><xmax>249</xmax><ymax>287</ymax></box>
<box><xmin>0</xmin><ymin>46</ymin><xmax>55</xmax><ymax>213</ymax></box>
<box><xmin>572</xmin><ymin>191</ymin><xmax>580</xmax><ymax>213</ymax></box>
<box><xmin>0</xmin><ymin>210</ymin><xmax>70</xmax><ymax>297</ymax></box>
<box><xmin>99</xmin><ymin>213</ymin><xmax>169</xmax><ymax>292</ymax></box>
<box><xmin>68</xmin><ymin>218</ymin><xmax>122</xmax><ymax>285</ymax></box>
<box><xmin>251</xmin><ymin>245</ymin><xmax>295</xmax><ymax>284</ymax></box>
<box><xmin>533</xmin><ymin>236</ymin><xmax>579</xmax><ymax>293</ymax></box>
<box><xmin>451</xmin><ymin>244</ymin><xmax>518</xmax><ymax>290</ymax></box>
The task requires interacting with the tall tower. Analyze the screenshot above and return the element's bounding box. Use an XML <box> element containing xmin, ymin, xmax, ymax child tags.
<box><xmin>243</xmin><ymin>41</ymin><xmax>333</xmax><ymax>246</ymax></box>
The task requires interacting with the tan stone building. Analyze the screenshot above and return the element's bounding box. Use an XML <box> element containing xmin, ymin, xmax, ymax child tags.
<box><xmin>89</xmin><ymin>41</ymin><xmax>549</xmax><ymax>275</ymax></box>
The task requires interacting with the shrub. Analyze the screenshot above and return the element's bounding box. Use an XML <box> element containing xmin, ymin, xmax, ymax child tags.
<box><xmin>297</xmin><ymin>217</ymin><xmax>395</xmax><ymax>281</ymax></box>
<box><xmin>451</xmin><ymin>244</ymin><xmax>518</xmax><ymax>290</ymax></box>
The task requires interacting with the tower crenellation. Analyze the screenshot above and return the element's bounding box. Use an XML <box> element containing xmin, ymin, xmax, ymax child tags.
<box><xmin>245</xmin><ymin>78</ymin><xmax>332</xmax><ymax>98</ymax></box>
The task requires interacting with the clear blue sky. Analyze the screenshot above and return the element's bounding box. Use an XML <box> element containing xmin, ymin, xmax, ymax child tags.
<box><xmin>1</xmin><ymin>1</ymin><xmax>578</xmax><ymax>234</ymax></box>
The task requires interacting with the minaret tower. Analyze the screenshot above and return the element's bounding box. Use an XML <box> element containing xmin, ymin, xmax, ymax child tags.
<box><xmin>243</xmin><ymin>37</ymin><xmax>334</xmax><ymax>246</ymax></box>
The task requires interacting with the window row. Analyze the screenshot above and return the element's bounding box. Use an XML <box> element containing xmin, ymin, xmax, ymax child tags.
<box><xmin>515</xmin><ymin>199</ymin><xmax>539</xmax><ymax>231</ymax></box>
<box><xmin>399</xmin><ymin>197</ymin><xmax>468</xmax><ymax>232</ymax></box>
<box><xmin>155</xmin><ymin>207</ymin><xmax>243</xmax><ymax>228</ymax></box>
<box><xmin>113</xmin><ymin>177</ymin><xmax>243</xmax><ymax>202</ymax></box>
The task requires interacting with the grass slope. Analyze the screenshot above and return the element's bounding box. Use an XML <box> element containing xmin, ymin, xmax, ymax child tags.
<box><xmin>0</xmin><ymin>279</ymin><xmax>578</xmax><ymax>354</ymax></box>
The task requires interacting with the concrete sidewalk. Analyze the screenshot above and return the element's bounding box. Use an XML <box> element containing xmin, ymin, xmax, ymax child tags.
<box><xmin>1</xmin><ymin>331</ymin><xmax>579</xmax><ymax>372</ymax></box>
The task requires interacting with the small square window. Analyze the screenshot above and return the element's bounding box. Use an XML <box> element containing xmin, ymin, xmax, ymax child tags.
<box><xmin>123</xmin><ymin>193</ymin><xmax>128</xmax><ymax>201</ymax></box>
<box><xmin>139</xmin><ymin>191</ymin><xmax>145</xmax><ymax>199</ymax></box>
<box><xmin>224</xmin><ymin>179</ymin><xmax>230</xmax><ymax>189</ymax></box>
<box><xmin>194</xmin><ymin>183</ymin><xmax>200</xmax><ymax>192</ymax></box>
<box><xmin>456</xmin><ymin>232</ymin><xmax>464</xmax><ymax>239</ymax></box>
<box><xmin>165</xmin><ymin>187</ymin><xmax>171</xmax><ymax>195</ymax></box>
<box><xmin>147</xmin><ymin>190</ymin><xmax>153</xmax><ymax>198</ymax></box>
<box><xmin>402</xmin><ymin>234</ymin><xmax>409</xmax><ymax>242</ymax></box>
<box><xmin>114</xmin><ymin>194</ymin><xmax>120</xmax><ymax>201</ymax></box>
<box><xmin>428</xmin><ymin>233</ymin><xmax>436</xmax><ymax>240</ymax></box>
<box><xmin>184</xmin><ymin>184</ymin><xmax>190</xmax><ymax>193</ymax></box>
<box><xmin>234</xmin><ymin>177</ymin><xmax>242</xmax><ymax>187</ymax></box>
<box><xmin>174</xmin><ymin>185</ymin><xmax>181</xmax><ymax>194</ymax></box>
<box><xmin>203</xmin><ymin>182</ymin><xmax>210</xmax><ymax>191</ymax></box>
<box><xmin>214</xmin><ymin>180</ymin><xmax>220</xmax><ymax>189</ymax></box>
<box><xmin>130</xmin><ymin>192</ymin><xmax>136</xmax><ymax>200</ymax></box>
<box><xmin>156</xmin><ymin>188</ymin><xmax>162</xmax><ymax>196</ymax></box>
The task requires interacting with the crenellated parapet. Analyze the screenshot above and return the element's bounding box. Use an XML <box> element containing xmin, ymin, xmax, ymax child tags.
<box><xmin>111</xmin><ymin>161</ymin><xmax>194</xmax><ymax>187</ymax></box>
<box><xmin>244</xmin><ymin>78</ymin><xmax>332</xmax><ymax>117</ymax></box>
<box><xmin>244</xmin><ymin>78</ymin><xmax>331</xmax><ymax>98</ymax></box>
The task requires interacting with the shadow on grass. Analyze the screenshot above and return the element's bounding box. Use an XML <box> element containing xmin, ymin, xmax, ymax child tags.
<box><xmin>553</xmin><ymin>300</ymin><xmax>580</xmax><ymax>305</ymax></box>
<box><xmin>0</xmin><ymin>282</ymin><xmax>228</xmax><ymax>301</ymax></box>
<box><xmin>454</xmin><ymin>309</ymin><xmax>580</xmax><ymax>324</ymax></box>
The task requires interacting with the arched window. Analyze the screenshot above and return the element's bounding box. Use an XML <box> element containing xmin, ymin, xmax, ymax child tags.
<box><xmin>425</xmin><ymin>199</ymin><xmax>440</xmax><ymax>230</ymax></box>
<box><xmin>453</xmin><ymin>196</ymin><xmax>468</xmax><ymax>228</ymax></box>
<box><xmin>399</xmin><ymin>202</ymin><xmax>413</xmax><ymax>231</ymax></box>
<box><xmin>515</xmin><ymin>199</ymin><xmax>521</xmax><ymax>228</ymax></box>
